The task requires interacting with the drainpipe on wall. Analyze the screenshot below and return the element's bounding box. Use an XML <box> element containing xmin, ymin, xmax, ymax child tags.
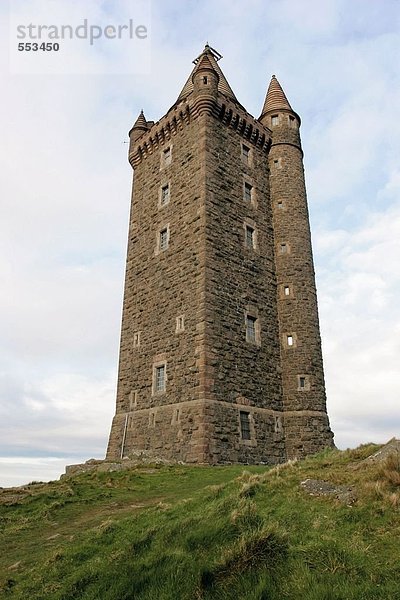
<box><xmin>120</xmin><ymin>413</ymin><xmax>128</xmax><ymax>459</ymax></box>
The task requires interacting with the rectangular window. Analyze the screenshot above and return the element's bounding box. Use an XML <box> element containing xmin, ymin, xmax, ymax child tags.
<box><xmin>284</xmin><ymin>285</ymin><xmax>290</xmax><ymax>296</ymax></box>
<box><xmin>287</xmin><ymin>335</ymin><xmax>294</xmax><ymax>347</ymax></box>
<box><xmin>271</xmin><ymin>115</ymin><xmax>279</xmax><ymax>126</ymax></box>
<box><xmin>155</xmin><ymin>364</ymin><xmax>166</xmax><ymax>393</ymax></box>
<box><xmin>241</xmin><ymin>144</ymin><xmax>250</xmax><ymax>163</ymax></box>
<box><xmin>246</xmin><ymin>315</ymin><xmax>257</xmax><ymax>343</ymax></box>
<box><xmin>244</xmin><ymin>182</ymin><xmax>253</xmax><ymax>202</ymax></box>
<box><xmin>240</xmin><ymin>411</ymin><xmax>251</xmax><ymax>440</ymax></box>
<box><xmin>161</xmin><ymin>184</ymin><xmax>170</xmax><ymax>206</ymax></box>
<box><xmin>159</xmin><ymin>228</ymin><xmax>169</xmax><ymax>251</ymax></box>
<box><xmin>245</xmin><ymin>225</ymin><xmax>255</xmax><ymax>249</ymax></box>
<box><xmin>299</xmin><ymin>376</ymin><xmax>306</xmax><ymax>389</ymax></box>
<box><xmin>163</xmin><ymin>147</ymin><xmax>171</xmax><ymax>166</ymax></box>
<box><xmin>280</xmin><ymin>242</ymin><xmax>288</xmax><ymax>254</ymax></box>
<box><xmin>277</xmin><ymin>200</ymin><xmax>284</xmax><ymax>209</ymax></box>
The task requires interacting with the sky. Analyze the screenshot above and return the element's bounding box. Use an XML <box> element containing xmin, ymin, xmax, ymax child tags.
<box><xmin>1</xmin><ymin>0</ymin><xmax>399</xmax><ymax>487</ymax></box>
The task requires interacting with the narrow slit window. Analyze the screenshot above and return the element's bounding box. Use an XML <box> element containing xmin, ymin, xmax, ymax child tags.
<box><xmin>129</xmin><ymin>390</ymin><xmax>137</xmax><ymax>410</ymax></box>
<box><xmin>155</xmin><ymin>364</ymin><xmax>166</xmax><ymax>393</ymax></box>
<box><xmin>245</xmin><ymin>225</ymin><xmax>255</xmax><ymax>249</ymax></box>
<box><xmin>161</xmin><ymin>184</ymin><xmax>170</xmax><ymax>206</ymax></box>
<box><xmin>149</xmin><ymin>412</ymin><xmax>156</xmax><ymax>426</ymax></box>
<box><xmin>176</xmin><ymin>315</ymin><xmax>185</xmax><ymax>332</ymax></box>
<box><xmin>287</xmin><ymin>335</ymin><xmax>294</xmax><ymax>347</ymax></box>
<box><xmin>172</xmin><ymin>407</ymin><xmax>181</xmax><ymax>424</ymax></box>
<box><xmin>299</xmin><ymin>376</ymin><xmax>306</xmax><ymax>389</ymax></box>
<box><xmin>159</xmin><ymin>228</ymin><xmax>169</xmax><ymax>251</ymax></box>
<box><xmin>240</xmin><ymin>411</ymin><xmax>251</xmax><ymax>440</ymax></box>
<box><xmin>246</xmin><ymin>315</ymin><xmax>257</xmax><ymax>343</ymax></box>
<box><xmin>244</xmin><ymin>182</ymin><xmax>253</xmax><ymax>202</ymax></box>
<box><xmin>241</xmin><ymin>144</ymin><xmax>250</xmax><ymax>163</ymax></box>
<box><xmin>133</xmin><ymin>331</ymin><xmax>141</xmax><ymax>348</ymax></box>
<box><xmin>203</xmin><ymin>76</ymin><xmax>208</xmax><ymax>84</ymax></box>
<box><xmin>163</xmin><ymin>147</ymin><xmax>171</xmax><ymax>166</ymax></box>
<box><xmin>284</xmin><ymin>286</ymin><xmax>290</xmax><ymax>296</ymax></box>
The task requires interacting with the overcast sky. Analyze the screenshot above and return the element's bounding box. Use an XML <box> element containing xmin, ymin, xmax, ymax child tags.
<box><xmin>1</xmin><ymin>0</ymin><xmax>399</xmax><ymax>487</ymax></box>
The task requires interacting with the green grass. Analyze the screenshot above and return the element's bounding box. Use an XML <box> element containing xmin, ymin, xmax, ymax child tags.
<box><xmin>1</xmin><ymin>445</ymin><xmax>399</xmax><ymax>599</ymax></box>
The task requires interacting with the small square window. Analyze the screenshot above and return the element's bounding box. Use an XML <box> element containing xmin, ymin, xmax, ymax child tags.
<box><xmin>245</xmin><ymin>225</ymin><xmax>255</xmax><ymax>249</ymax></box>
<box><xmin>176</xmin><ymin>315</ymin><xmax>185</xmax><ymax>332</ymax></box>
<box><xmin>160</xmin><ymin>184</ymin><xmax>170</xmax><ymax>206</ymax></box>
<box><xmin>239</xmin><ymin>411</ymin><xmax>251</xmax><ymax>440</ymax></box>
<box><xmin>163</xmin><ymin>147</ymin><xmax>171</xmax><ymax>166</ymax></box>
<box><xmin>271</xmin><ymin>115</ymin><xmax>279</xmax><ymax>126</ymax></box>
<box><xmin>277</xmin><ymin>200</ymin><xmax>285</xmax><ymax>210</ymax></box>
<box><xmin>273</xmin><ymin>158</ymin><xmax>281</xmax><ymax>169</ymax></box>
<box><xmin>246</xmin><ymin>315</ymin><xmax>257</xmax><ymax>343</ymax></box>
<box><xmin>241</xmin><ymin>144</ymin><xmax>250</xmax><ymax>164</ymax></box>
<box><xmin>280</xmin><ymin>243</ymin><xmax>288</xmax><ymax>254</ymax></box>
<box><xmin>244</xmin><ymin>182</ymin><xmax>253</xmax><ymax>202</ymax></box>
<box><xmin>287</xmin><ymin>335</ymin><xmax>294</xmax><ymax>347</ymax></box>
<box><xmin>154</xmin><ymin>364</ymin><xmax>166</xmax><ymax>393</ymax></box>
<box><xmin>284</xmin><ymin>286</ymin><xmax>290</xmax><ymax>296</ymax></box>
<box><xmin>159</xmin><ymin>228</ymin><xmax>169</xmax><ymax>251</ymax></box>
<box><xmin>298</xmin><ymin>375</ymin><xmax>309</xmax><ymax>390</ymax></box>
<box><xmin>133</xmin><ymin>331</ymin><xmax>140</xmax><ymax>348</ymax></box>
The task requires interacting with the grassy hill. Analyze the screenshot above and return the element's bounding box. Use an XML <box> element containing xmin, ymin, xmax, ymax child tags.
<box><xmin>1</xmin><ymin>444</ymin><xmax>399</xmax><ymax>599</ymax></box>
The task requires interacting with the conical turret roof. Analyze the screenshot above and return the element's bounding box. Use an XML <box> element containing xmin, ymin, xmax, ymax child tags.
<box><xmin>132</xmin><ymin>110</ymin><xmax>148</xmax><ymax>129</ymax></box>
<box><xmin>176</xmin><ymin>44</ymin><xmax>238</xmax><ymax>104</ymax></box>
<box><xmin>260</xmin><ymin>75</ymin><xmax>293</xmax><ymax>117</ymax></box>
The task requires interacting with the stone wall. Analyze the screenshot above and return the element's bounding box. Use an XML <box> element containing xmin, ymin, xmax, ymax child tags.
<box><xmin>107</xmin><ymin>69</ymin><xmax>334</xmax><ymax>463</ymax></box>
<box><xmin>107</xmin><ymin>110</ymin><xmax>208</xmax><ymax>460</ymax></box>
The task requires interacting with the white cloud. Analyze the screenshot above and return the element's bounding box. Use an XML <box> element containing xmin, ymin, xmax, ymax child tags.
<box><xmin>316</xmin><ymin>202</ymin><xmax>400</xmax><ymax>448</ymax></box>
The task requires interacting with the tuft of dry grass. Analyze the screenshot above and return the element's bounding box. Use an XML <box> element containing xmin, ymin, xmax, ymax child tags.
<box><xmin>260</xmin><ymin>459</ymin><xmax>298</xmax><ymax>480</ymax></box>
<box><xmin>377</xmin><ymin>453</ymin><xmax>400</xmax><ymax>488</ymax></box>
<box><xmin>199</xmin><ymin>526</ymin><xmax>288</xmax><ymax>590</ymax></box>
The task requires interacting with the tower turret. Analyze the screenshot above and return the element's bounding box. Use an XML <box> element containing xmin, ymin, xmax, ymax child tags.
<box><xmin>260</xmin><ymin>76</ymin><xmax>334</xmax><ymax>459</ymax></box>
<box><xmin>191</xmin><ymin>48</ymin><xmax>220</xmax><ymax>114</ymax></box>
<box><xmin>128</xmin><ymin>110</ymin><xmax>148</xmax><ymax>158</ymax></box>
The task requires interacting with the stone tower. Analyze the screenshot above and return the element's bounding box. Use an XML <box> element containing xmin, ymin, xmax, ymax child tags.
<box><xmin>106</xmin><ymin>45</ymin><xmax>334</xmax><ymax>464</ymax></box>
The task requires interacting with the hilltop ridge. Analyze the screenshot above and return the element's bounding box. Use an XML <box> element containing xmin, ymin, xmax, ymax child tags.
<box><xmin>1</xmin><ymin>441</ymin><xmax>399</xmax><ymax>599</ymax></box>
